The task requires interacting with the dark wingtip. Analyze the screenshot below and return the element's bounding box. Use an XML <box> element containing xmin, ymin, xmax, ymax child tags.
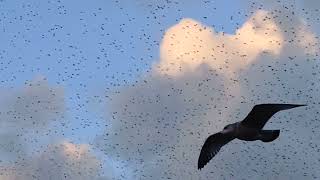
<box><xmin>280</xmin><ymin>104</ymin><xmax>307</xmax><ymax>108</ymax></box>
<box><xmin>198</xmin><ymin>161</ymin><xmax>204</xmax><ymax>170</ymax></box>
<box><xmin>285</xmin><ymin>104</ymin><xmax>307</xmax><ymax>110</ymax></box>
<box><xmin>294</xmin><ymin>104</ymin><xmax>307</xmax><ymax>107</ymax></box>
<box><xmin>198</xmin><ymin>158</ymin><xmax>207</xmax><ymax>170</ymax></box>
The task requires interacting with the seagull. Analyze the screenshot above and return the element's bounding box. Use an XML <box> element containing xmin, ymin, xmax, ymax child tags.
<box><xmin>197</xmin><ymin>103</ymin><xmax>306</xmax><ymax>170</ymax></box>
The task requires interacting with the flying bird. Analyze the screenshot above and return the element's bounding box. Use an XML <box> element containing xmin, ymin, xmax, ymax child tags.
<box><xmin>198</xmin><ymin>103</ymin><xmax>306</xmax><ymax>170</ymax></box>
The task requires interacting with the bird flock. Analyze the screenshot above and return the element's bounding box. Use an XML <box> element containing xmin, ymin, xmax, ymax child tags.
<box><xmin>0</xmin><ymin>0</ymin><xmax>319</xmax><ymax>180</ymax></box>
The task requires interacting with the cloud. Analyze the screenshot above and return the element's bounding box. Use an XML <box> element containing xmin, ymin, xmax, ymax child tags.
<box><xmin>0</xmin><ymin>77</ymin><xmax>110</xmax><ymax>179</ymax></box>
<box><xmin>156</xmin><ymin>10</ymin><xmax>283</xmax><ymax>77</ymax></box>
<box><xmin>0</xmin><ymin>141</ymin><xmax>103</xmax><ymax>180</ymax></box>
<box><xmin>296</xmin><ymin>24</ymin><xmax>319</xmax><ymax>55</ymax></box>
<box><xmin>0</xmin><ymin>75</ymin><xmax>65</xmax><ymax>129</ymax></box>
<box><xmin>96</xmin><ymin>9</ymin><xmax>320</xmax><ymax>180</ymax></box>
<box><xmin>0</xmin><ymin>75</ymin><xmax>65</xmax><ymax>160</ymax></box>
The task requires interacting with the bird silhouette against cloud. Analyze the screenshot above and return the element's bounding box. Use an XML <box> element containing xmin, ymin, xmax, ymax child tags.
<box><xmin>198</xmin><ymin>104</ymin><xmax>306</xmax><ymax>170</ymax></box>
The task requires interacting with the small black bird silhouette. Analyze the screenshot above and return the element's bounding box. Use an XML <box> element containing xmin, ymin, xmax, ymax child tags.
<box><xmin>198</xmin><ymin>104</ymin><xmax>306</xmax><ymax>170</ymax></box>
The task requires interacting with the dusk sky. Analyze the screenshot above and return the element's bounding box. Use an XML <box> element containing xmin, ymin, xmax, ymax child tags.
<box><xmin>0</xmin><ymin>0</ymin><xmax>320</xmax><ymax>179</ymax></box>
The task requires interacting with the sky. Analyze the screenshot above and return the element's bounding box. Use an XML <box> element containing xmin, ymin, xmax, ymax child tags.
<box><xmin>0</xmin><ymin>0</ymin><xmax>320</xmax><ymax>179</ymax></box>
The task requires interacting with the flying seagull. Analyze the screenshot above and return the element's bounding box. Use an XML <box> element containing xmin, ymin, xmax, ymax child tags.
<box><xmin>198</xmin><ymin>103</ymin><xmax>306</xmax><ymax>170</ymax></box>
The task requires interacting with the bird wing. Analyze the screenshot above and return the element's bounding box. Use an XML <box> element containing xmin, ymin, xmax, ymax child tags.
<box><xmin>240</xmin><ymin>104</ymin><xmax>306</xmax><ymax>129</ymax></box>
<box><xmin>198</xmin><ymin>132</ymin><xmax>234</xmax><ymax>170</ymax></box>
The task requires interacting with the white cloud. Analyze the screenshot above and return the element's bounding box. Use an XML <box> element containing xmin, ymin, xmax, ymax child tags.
<box><xmin>156</xmin><ymin>10</ymin><xmax>283</xmax><ymax>77</ymax></box>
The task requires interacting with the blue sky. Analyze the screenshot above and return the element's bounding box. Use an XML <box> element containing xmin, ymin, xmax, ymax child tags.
<box><xmin>1</xmin><ymin>0</ymin><xmax>320</xmax><ymax>179</ymax></box>
<box><xmin>0</xmin><ymin>0</ymin><xmax>248</xmax><ymax>143</ymax></box>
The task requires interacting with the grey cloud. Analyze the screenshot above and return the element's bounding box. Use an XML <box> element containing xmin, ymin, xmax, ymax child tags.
<box><xmin>96</xmin><ymin>9</ymin><xmax>320</xmax><ymax>180</ymax></box>
<box><xmin>0</xmin><ymin>75</ymin><xmax>65</xmax><ymax>129</ymax></box>
<box><xmin>0</xmin><ymin>76</ymin><xmax>111</xmax><ymax>179</ymax></box>
<box><xmin>0</xmin><ymin>141</ymin><xmax>103</xmax><ymax>180</ymax></box>
<box><xmin>0</xmin><ymin>75</ymin><xmax>65</xmax><ymax>161</ymax></box>
<box><xmin>0</xmin><ymin>132</ymin><xmax>27</xmax><ymax>162</ymax></box>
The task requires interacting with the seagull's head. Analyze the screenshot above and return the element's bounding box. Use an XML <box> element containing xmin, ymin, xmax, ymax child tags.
<box><xmin>223</xmin><ymin>124</ymin><xmax>233</xmax><ymax>130</ymax></box>
<box><xmin>222</xmin><ymin>124</ymin><xmax>236</xmax><ymax>133</ymax></box>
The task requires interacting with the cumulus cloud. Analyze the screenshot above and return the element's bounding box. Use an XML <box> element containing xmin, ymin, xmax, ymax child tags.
<box><xmin>0</xmin><ymin>141</ymin><xmax>103</xmax><ymax>180</ymax></box>
<box><xmin>0</xmin><ymin>77</ymin><xmax>108</xmax><ymax>179</ymax></box>
<box><xmin>156</xmin><ymin>10</ymin><xmax>283</xmax><ymax>76</ymax></box>
<box><xmin>0</xmin><ymin>75</ymin><xmax>65</xmax><ymax>160</ymax></box>
<box><xmin>96</xmin><ymin>9</ymin><xmax>320</xmax><ymax>180</ymax></box>
<box><xmin>0</xmin><ymin>75</ymin><xmax>65</xmax><ymax>129</ymax></box>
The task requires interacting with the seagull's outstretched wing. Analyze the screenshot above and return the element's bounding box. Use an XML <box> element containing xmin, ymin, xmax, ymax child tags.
<box><xmin>240</xmin><ymin>104</ymin><xmax>306</xmax><ymax>129</ymax></box>
<box><xmin>198</xmin><ymin>132</ymin><xmax>234</xmax><ymax>170</ymax></box>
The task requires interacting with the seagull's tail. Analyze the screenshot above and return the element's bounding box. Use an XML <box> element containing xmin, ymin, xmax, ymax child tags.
<box><xmin>259</xmin><ymin>130</ymin><xmax>280</xmax><ymax>142</ymax></box>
